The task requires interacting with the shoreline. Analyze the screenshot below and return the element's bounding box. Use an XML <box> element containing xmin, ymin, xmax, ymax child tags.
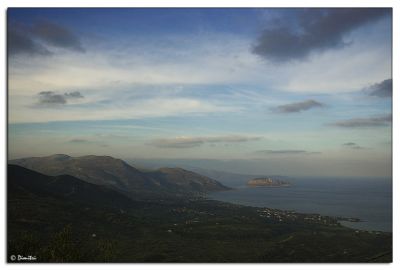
<box><xmin>207</xmin><ymin>188</ymin><xmax>392</xmax><ymax>233</ymax></box>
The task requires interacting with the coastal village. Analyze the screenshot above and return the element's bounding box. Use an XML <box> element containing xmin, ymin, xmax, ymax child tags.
<box><xmin>256</xmin><ymin>208</ymin><xmax>345</xmax><ymax>225</ymax></box>
<box><xmin>168</xmin><ymin>203</ymin><xmax>385</xmax><ymax>236</ymax></box>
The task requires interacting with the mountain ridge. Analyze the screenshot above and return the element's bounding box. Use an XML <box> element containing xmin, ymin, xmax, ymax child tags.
<box><xmin>9</xmin><ymin>154</ymin><xmax>231</xmax><ymax>195</ymax></box>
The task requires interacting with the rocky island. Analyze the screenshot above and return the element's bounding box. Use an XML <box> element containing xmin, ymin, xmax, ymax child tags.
<box><xmin>247</xmin><ymin>177</ymin><xmax>290</xmax><ymax>187</ymax></box>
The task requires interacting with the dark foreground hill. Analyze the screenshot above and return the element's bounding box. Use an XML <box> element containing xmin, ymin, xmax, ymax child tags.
<box><xmin>8</xmin><ymin>164</ymin><xmax>135</xmax><ymax>209</ymax></box>
<box><xmin>8</xmin><ymin>165</ymin><xmax>392</xmax><ymax>263</ymax></box>
<box><xmin>9</xmin><ymin>154</ymin><xmax>230</xmax><ymax>196</ymax></box>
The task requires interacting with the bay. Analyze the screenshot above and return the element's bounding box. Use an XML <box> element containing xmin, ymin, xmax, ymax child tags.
<box><xmin>209</xmin><ymin>177</ymin><xmax>392</xmax><ymax>232</ymax></box>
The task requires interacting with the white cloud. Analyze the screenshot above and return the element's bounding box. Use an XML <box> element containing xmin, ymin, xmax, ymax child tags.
<box><xmin>8</xmin><ymin>33</ymin><xmax>262</xmax><ymax>95</ymax></box>
<box><xmin>282</xmin><ymin>44</ymin><xmax>391</xmax><ymax>93</ymax></box>
<box><xmin>9</xmin><ymin>96</ymin><xmax>237</xmax><ymax>123</ymax></box>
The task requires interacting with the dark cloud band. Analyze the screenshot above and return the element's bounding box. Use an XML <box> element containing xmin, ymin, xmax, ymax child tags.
<box><xmin>32</xmin><ymin>21</ymin><xmax>85</xmax><ymax>52</ymax></box>
<box><xmin>254</xmin><ymin>150</ymin><xmax>321</xmax><ymax>155</ymax></box>
<box><xmin>342</xmin><ymin>142</ymin><xmax>367</xmax><ymax>150</ymax></box>
<box><xmin>252</xmin><ymin>8</ymin><xmax>390</xmax><ymax>62</ymax></box>
<box><xmin>8</xmin><ymin>28</ymin><xmax>51</xmax><ymax>56</ymax></box>
<box><xmin>365</xmin><ymin>79</ymin><xmax>392</xmax><ymax>98</ymax></box>
<box><xmin>149</xmin><ymin>135</ymin><xmax>262</xmax><ymax>148</ymax></box>
<box><xmin>37</xmin><ymin>91</ymin><xmax>84</xmax><ymax>105</ymax></box>
<box><xmin>69</xmin><ymin>139</ymin><xmax>89</xmax><ymax>143</ymax></box>
<box><xmin>275</xmin><ymin>99</ymin><xmax>324</xmax><ymax>113</ymax></box>
<box><xmin>331</xmin><ymin>114</ymin><xmax>392</xmax><ymax>128</ymax></box>
<box><xmin>8</xmin><ymin>20</ymin><xmax>85</xmax><ymax>57</ymax></box>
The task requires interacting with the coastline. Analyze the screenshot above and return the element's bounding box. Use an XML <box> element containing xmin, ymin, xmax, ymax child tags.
<box><xmin>208</xmin><ymin>183</ymin><xmax>392</xmax><ymax>233</ymax></box>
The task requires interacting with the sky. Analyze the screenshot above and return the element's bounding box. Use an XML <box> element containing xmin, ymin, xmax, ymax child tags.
<box><xmin>7</xmin><ymin>8</ymin><xmax>392</xmax><ymax>177</ymax></box>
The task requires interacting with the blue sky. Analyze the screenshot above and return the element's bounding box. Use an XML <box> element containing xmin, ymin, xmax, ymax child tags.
<box><xmin>8</xmin><ymin>8</ymin><xmax>392</xmax><ymax>177</ymax></box>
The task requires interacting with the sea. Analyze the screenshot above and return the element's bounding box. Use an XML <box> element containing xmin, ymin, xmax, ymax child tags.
<box><xmin>208</xmin><ymin>177</ymin><xmax>392</xmax><ymax>232</ymax></box>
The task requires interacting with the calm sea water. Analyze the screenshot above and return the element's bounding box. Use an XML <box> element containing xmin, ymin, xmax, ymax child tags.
<box><xmin>209</xmin><ymin>177</ymin><xmax>392</xmax><ymax>232</ymax></box>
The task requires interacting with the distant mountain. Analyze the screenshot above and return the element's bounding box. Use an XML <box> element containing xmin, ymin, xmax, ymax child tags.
<box><xmin>182</xmin><ymin>167</ymin><xmax>262</xmax><ymax>187</ymax></box>
<box><xmin>147</xmin><ymin>167</ymin><xmax>230</xmax><ymax>192</ymax></box>
<box><xmin>8</xmin><ymin>164</ymin><xmax>134</xmax><ymax>208</ymax></box>
<box><xmin>130</xmin><ymin>159</ymin><xmax>289</xmax><ymax>187</ymax></box>
<box><xmin>178</xmin><ymin>166</ymin><xmax>288</xmax><ymax>188</ymax></box>
<box><xmin>9</xmin><ymin>154</ymin><xmax>230</xmax><ymax>195</ymax></box>
<box><xmin>9</xmin><ymin>154</ymin><xmax>150</xmax><ymax>189</ymax></box>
